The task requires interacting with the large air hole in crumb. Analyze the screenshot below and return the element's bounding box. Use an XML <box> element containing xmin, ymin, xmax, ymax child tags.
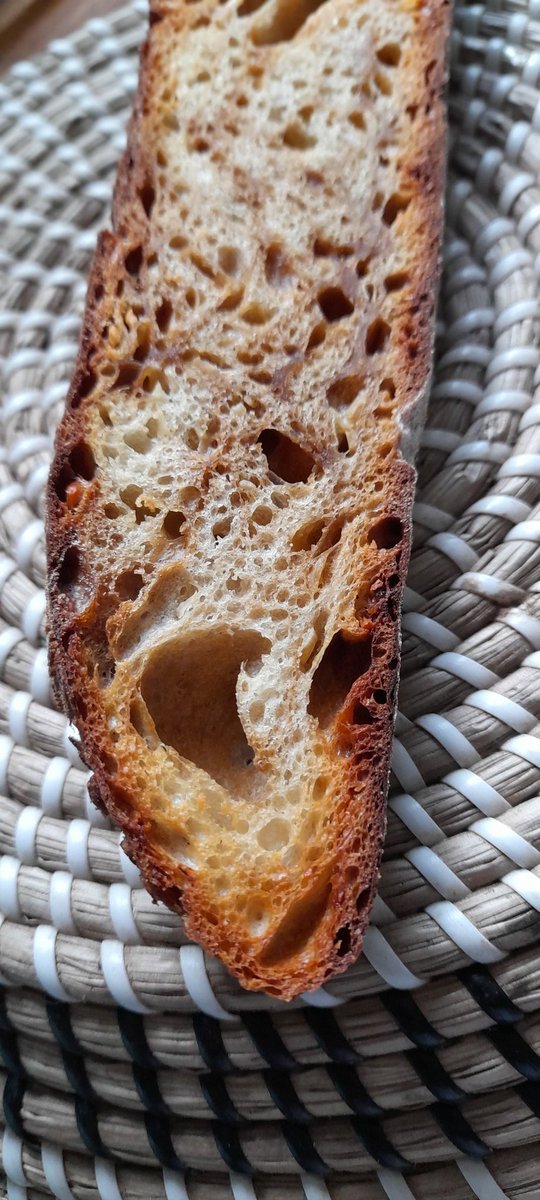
<box><xmin>308</xmin><ymin>631</ymin><xmax>373</xmax><ymax>728</ymax></box>
<box><xmin>251</xmin><ymin>0</ymin><xmax>329</xmax><ymax>44</ymax></box>
<box><xmin>365</xmin><ymin>317</ymin><xmax>390</xmax><ymax>355</ymax></box>
<box><xmin>318</xmin><ymin>286</ymin><xmax>354</xmax><ymax>322</ymax></box>
<box><xmin>326</xmin><ymin>374</ymin><xmax>363</xmax><ymax>409</ymax></box>
<box><xmin>259</xmin><ymin>868</ymin><xmax>332</xmax><ymax>964</ymax></box>
<box><xmin>140</xmin><ymin>629</ymin><xmax>270</xmax><ymax>796</ymax></box>
<box><xmin>368</xmin><ymin>517</ymin><xmax>403</xmax><ymax>549</ymax></box>
<box><xmin>258</xmin><ymin>428</ymin><xmax>315</xmax><ymax>483</ymax></box>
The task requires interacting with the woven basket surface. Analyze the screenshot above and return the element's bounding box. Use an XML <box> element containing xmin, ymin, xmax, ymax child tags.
<box><xmin>0</xmin><ymin>0</ymin><xmax>540</xmax><ymax>1196</ymax></box>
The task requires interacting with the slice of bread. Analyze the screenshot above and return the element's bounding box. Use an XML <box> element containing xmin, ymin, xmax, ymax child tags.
<box><xmin>46</xmin><ymin>0</ymin><xmax>449</xmax><ymax>1000</ymax></box>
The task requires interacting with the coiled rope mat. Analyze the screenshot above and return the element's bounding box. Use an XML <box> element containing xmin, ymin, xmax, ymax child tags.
<box><xmin>0</xmin><ymin>0</ymin><xmax>540</xmax><ymax>1195</ymax></box>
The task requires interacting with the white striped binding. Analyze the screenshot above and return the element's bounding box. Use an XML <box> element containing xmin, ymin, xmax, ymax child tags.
<box><xmin>456</xmin><ymin>1155</ymin><xmax>511</xmax><ymax>1198</ymax></box>
<box><xmin>406</xmin><ymin>847</ymin><xmax>470</xmax><ymax>901</ymax></box>
<box><xmin>471</xmin><ymin>818</ymin><xmax>540</xmax><ymax>869</ymax></box>
<box><xmin>41</xmin><ymin>1143</ymin><xmax>74</xmax><ymax>1200</ymax></box>
<box><xmin>414</xmin><ymin>714</ymin><xmax>480</xmax><ymax>768</ymax></box>
<box><xmin>32</xmin><ymin>925</ymin><xmax>71</xmax><ymax>1002</ymax></box>
<box><xmin>362</xmin><ymin>927</ymin><xmax>424</xmax><ymax>989</ymax></box>
<box><xmin>230</xmin><ymin>1175</ymin><xmax>258</xmax><ymax>1200</ymax></box>
<box><xmin>100</xmin><ymin>939</ymin><xmax>151</xmax><ymax>1014</ymax></box>
<box><xmin>2</xmin><ymin>1128</ymin><xmax>25</xmax><ymax>1186</ymax></box>
<box><xmin>426</xmin><ymin>901</ymin><xmax>506</xmax><ymax>964</ymax></box>
<box><xmin>179</xmin><ymin>944</ymin><xmax>236</xmax><ymax>1021</ymax></box>
<box><xmin>94</xmin><ymin>1158</ymin><xmax>124</xmax><ymax>1200</ymax></box>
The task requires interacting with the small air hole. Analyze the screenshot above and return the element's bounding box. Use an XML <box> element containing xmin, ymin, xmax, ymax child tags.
<box><xmin>259</xmin><ymin>428</ymin><xmax>315</xmax><ymax>484</ymax></box>
<box><xmin>374</xmin><ymin>71</ymin><xmax>392</xmax><ymax>95</ymax></box>
<box><xmin>306</xmin><ymin>323</ymin><xmax>326</xmax><ymax>351</ymax></box>
<box><xmin>377</xmin><ymin>43</ymin><xmax>401</xmax><ymax>65</ymax></box>
<box><xmin>162</xmin><ymin>510</ymin><xmax>186</xmax><ymax>538</ymax></box>
<box><xmin>238</xmin><ymin>0</ymin><xmax>267</xmax><ymax>13</ymax></box>
<box><xmin>265</xmin><ymin>243</ymin><xmax>290</xmax><ymax>285</ymax></box>
<box><xmin>368</xmin><ymin>517</ymin><xmax>403</xmax><ymax>549</ymax></box>
<box><xmin>156</xmin><ymin>298</ymin><xmax>173</xmax><ymax>332</ymax></box>
<box><xmin>241</xmin><ymin>301</ymin><xmax>273</xmax><ymax>325</ymax></box>
<box><xmin>283</xmin><ymin>121</ymin><xmax>316</xmax><ymax>149</ymax></box>
<box><xmin>72</xmin><ymin>368</ymin><xmax>96</xmax><ymax>408</ymax></box>
<box><xmin>356</xmin><ymin>257</ymin><xmax>371</xmax><ymax>278</ymax></box>
<box><xmin>313</xmin><ymin>236</ymin><xmax>353</xmax><ymax>258</ymax></box>
<box><xmin>58</xmin><ymin>546</ymin><xmax>80</xmax><ymax>592</ymax></box>
<box><xmin>318</xmin><ymin>286</ymin><xmax>354</xmax><ymax>322</ymax></box>
<box><xmin>351</xmin><ymin>702</ymin><xmax>374</xmax><ymax>725</ymax></box>
<box><xmin>139</xmin><ymin>179</ymin><xmax>155</xmax><ymax>217</ymax></box>
<box><xmin>326</xmin><ymin>374</ymin><xmax>363</xmax><ymax>409</ymax></box>
<box><xmin>219</xmin><ymin>245</ymin><xmax>241</xmax><ymax>275</ymax></box>
<box><xmin>335</xmin><ymin>926</ymin><xmax>351</xmax><ymax>957</ymax></box>
<box><xmin>373</xmin><ymin>689</ymin><xmax>387</xmax><ymax>703</ymax></box>
<box><xmin>117</xmin><ymin>570</ymin><xmax>145</xmax><ymax>601</ymax></box>
<box><xmin>116</xmin><ymin>362</ymin><xmax>140</xmax><ymax>388</ymax></box>
<box><xmin>384</xmin><ymin>271</ymin><xmax>410</xmax><ymax>293</ymax></box>
<box><xmin>382</xmin><ymin>193</ymin><xmax>410</xmax><ymax>226</ymax></box>
<box><xmin>213</xmin><ymin>516</ymin><xmax>232</xmax><ymax>540</ymax></box>
<box><xmin>380</xmin><ymin>377</ymin><xmax>396</xmax><ymax>398</ymax></box>
<box><xmin>365</xmin><ymin>317</ymin><xmax>390</xmax><ymax>355</ymax></box>
<box><xmin>125</xmin><ymin>246</ymin><xmax>143</xmax><ymax>275</ymax></box>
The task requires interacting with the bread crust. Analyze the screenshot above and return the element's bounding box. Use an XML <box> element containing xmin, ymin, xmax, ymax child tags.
<box><xmin>46</xmin><ymin>0</ymin><xmax>450</xmax><ymax>1000</ymax></box>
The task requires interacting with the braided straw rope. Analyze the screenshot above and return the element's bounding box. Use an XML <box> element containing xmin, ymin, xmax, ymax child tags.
<box><xmin>1</xmin><ymin>0</ymin><xmax>540</xmax><ymax>1196</ymax></box>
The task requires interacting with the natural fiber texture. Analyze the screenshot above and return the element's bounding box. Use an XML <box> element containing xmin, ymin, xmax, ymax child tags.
<box><xmin>0</xmin><ymin>0</ymin><xmax>540</xmax><ymax>1196</ymax></box>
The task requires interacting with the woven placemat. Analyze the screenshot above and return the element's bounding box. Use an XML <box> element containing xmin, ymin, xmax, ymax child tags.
<box><xmin>0</xmin><ymin>0</ymin><xmax>540</xmax><ymax>1196</ymax></box>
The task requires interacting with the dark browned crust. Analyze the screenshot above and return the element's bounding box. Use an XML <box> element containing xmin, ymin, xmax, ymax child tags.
<box><xmin>46</xmin><ymin>0</ymin><xmax>450</xmax><ymax>1001</ymax></box>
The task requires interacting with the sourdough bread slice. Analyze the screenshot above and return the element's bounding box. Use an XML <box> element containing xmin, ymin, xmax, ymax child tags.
<box><xmin>46</xmin><ymin>0</ymin><xmax>450</xmax><ymax>999</ymax></box>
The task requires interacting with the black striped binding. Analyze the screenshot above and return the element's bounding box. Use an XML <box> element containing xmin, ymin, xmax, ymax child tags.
<box><xmin>0</xmin><ymin>977</ymin><xmax>539</xmax><ymax>1176</ymax></box>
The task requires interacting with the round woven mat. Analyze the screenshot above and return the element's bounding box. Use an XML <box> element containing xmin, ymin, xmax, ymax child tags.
<box><xmin>0</xmin><ymin>1</ymin><xmax>540</xmax><ymax>1196</ymax></box>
